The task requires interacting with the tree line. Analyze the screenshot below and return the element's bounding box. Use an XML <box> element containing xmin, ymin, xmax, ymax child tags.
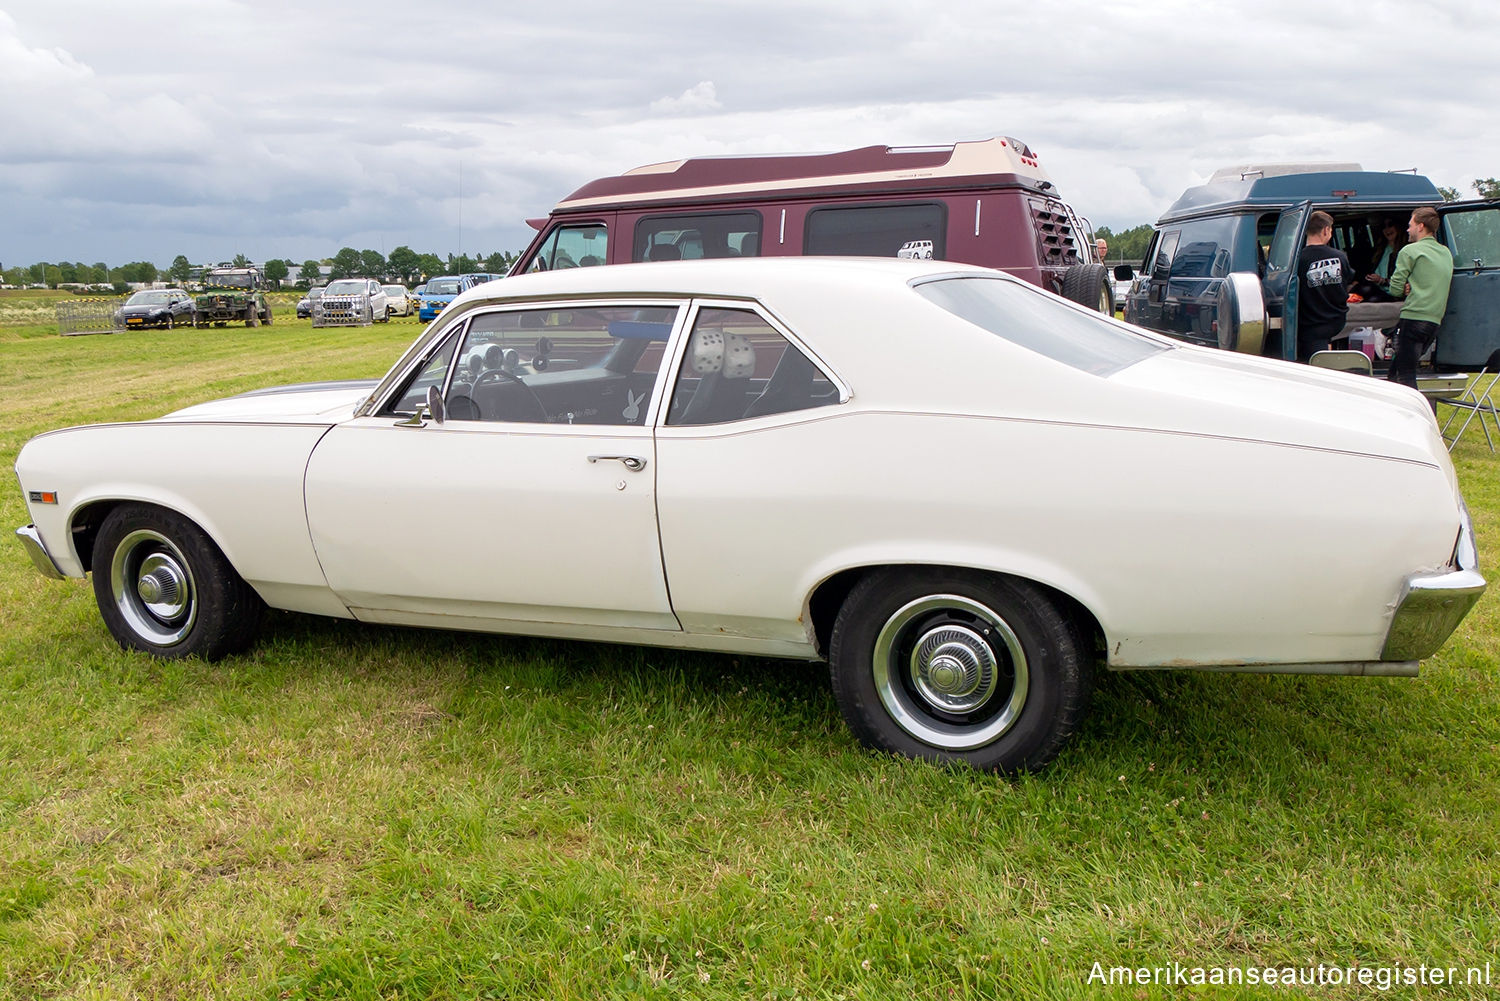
<box><xmin>1</xmin><ymin>246</ymin><xmax>521</xmax><ymax>292</ymax></box>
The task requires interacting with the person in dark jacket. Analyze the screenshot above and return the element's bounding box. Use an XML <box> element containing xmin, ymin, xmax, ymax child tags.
<box><xmin>1296</xmin><ymin>211</ymin><xmax>1352</xmax><ymax>362</ymax></box>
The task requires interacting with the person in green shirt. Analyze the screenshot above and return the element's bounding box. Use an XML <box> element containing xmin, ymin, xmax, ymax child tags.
<box><xmin>1385</xmin><ymin>206</ymin><xmax>1454</xmax><ymax>390</ymax></box>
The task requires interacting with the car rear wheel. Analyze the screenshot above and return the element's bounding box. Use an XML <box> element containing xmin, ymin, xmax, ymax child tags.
<box><xmin>829</xmin><ymin>569</ymin><xmax>1091</xmax><ymax>772</ymax></box>
<box><xmin>92</xmin><ymin>504</ymin><xmax>263</xmax><ymax>660</ymax></box>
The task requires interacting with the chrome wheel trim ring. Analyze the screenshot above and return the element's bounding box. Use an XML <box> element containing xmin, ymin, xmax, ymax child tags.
<box><xmin>109</xmin><ymin>529</ymin><xmax>197</xmax><ymax>646</ymax></box>
<box><xmin>872</xmin><ymin>594</ymin><xmax>1029</xmax><ymax>750</ymax></box>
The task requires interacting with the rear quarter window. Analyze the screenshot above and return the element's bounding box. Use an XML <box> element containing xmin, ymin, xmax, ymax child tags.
<box><xmin>914</xmin><ymin>276</ymin><xmax>1170</xmax><ymax>376</ymax></box>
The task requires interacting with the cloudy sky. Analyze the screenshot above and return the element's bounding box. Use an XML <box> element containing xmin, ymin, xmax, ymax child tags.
<box><xmin>1</xmin><ymin>0</ymin><xmax>1492</xmax><ymax>270</ymax></box>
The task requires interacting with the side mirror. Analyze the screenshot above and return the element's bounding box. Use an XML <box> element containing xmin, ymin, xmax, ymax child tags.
<box><xmin>426</xmin><ymin>385</ymin><xmax>445</xmax><ymax>425</ymax></box>
<box><xmin>1113</xmin><ymin>264</ymin><xmax>1134</xmax><ymax>281</ymax></box>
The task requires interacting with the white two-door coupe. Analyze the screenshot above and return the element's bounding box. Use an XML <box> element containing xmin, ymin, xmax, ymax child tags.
<box><xmin>14</xmin><ymin>258</ymin><xmax>1486</xmax><ymax>771</ymax></box>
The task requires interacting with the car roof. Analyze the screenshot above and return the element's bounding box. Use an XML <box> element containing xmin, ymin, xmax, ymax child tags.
<box><xmin>458</xmin><ymin>256</ymin><xmax>1000</xmax><ymax>307</ymax></box>
<box><xmin>1160</xmin><ymin>169</ymin><xmax>1442</xmax><ymax>222</ymax></box>
<box><xmin>553</xmin><ymin>137</ymin><xmax>1057</xmax><ymax>211</ymax></box>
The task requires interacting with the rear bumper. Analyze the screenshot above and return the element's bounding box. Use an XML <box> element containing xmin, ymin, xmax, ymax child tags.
<box><xmin>1381</xmin><ymin>507</ymin><xmax>1487</xmax><ymax>661</ymax></box>
<box><xmin>15</xmin><ymin>525</ymin><xmax>65</xmax><ymax>580</ymax></box>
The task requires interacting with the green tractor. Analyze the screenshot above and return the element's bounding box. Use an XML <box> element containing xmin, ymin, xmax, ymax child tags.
<box><xmin>193</xmin><ymin>267</ymin><xmax>273</xmax><ymax>328</ymax></box>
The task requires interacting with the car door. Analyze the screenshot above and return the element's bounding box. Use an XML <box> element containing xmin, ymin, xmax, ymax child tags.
<box><xmin>302</xmin><ymin>299</ymin><xmax>686</xmax><ymax>632</ymax></box>
<box><xmin>1137</xmin><ymin>228</ymin><xmax>1177</xmax><ymax>334</ymax></box>
<box><xmin>654</xmin><ymin>301</ymin><xmax>849</xmax><ymax>645</ymax></box>
<box><xmin>1262</xmin><ymin>200</ymin><xmax>1312</xmax><ymax>360</ymax></box>
<box><xmin>1436</xmin><ymin>200</ymin><xmax>1500</xmax><ymax>367</ymax></box>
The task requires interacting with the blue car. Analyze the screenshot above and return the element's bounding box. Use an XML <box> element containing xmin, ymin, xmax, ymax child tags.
<box><xmin>417</xmin><ymin>276</ymin><xmax>467</xmax><ymax>323</ymax></box>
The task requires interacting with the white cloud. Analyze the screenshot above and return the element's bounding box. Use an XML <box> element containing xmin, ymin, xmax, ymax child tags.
<box><xmin>650</xmin><ymin>81</ymin><xmax>722</xmax><ymax>115</ymax></box>
<box><xmin>0</xmin><ymin>1</ymin><xmax>1495</xmax><ymax>267</ymax></box>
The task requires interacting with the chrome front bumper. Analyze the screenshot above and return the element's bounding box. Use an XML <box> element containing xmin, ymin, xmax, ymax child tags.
<box><xmin>16</xmin><ymin>525</ymin><xmax>66</xmax><ymax>580</ymax></box>
<box><xmin>1382</xmin><ymin>509</ymin><xmax>1487</xmax><ymax>661</ymax></box>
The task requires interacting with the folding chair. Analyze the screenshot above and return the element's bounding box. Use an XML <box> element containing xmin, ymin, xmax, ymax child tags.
<box><xmin>1437</xmin><ymin>348</ymin><xmax>1500</xmax><ymax>452</ymax></box>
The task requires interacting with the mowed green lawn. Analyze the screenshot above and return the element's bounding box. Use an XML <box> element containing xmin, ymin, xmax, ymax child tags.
<box><xmin>1</xmin><ymin>299</ymin><xmax>1498</xmax><ymax>1000</ymax></box>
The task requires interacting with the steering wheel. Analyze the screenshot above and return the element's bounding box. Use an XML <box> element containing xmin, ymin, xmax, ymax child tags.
<box><xmin>472</xmin><ymin>369</ymin><xmax>550</xmax><ymax>423</ymax></box>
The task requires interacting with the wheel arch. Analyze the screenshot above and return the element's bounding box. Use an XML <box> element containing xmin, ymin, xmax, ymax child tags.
<box><xmin>806</xmin><ymin>562</ymin><xmax>1106</xmax><ymax>664</ymax></box>
<box><xmin>69</xmin><ymin>496</ymin><xmax>237</xmax><ymax>577</ymax></box>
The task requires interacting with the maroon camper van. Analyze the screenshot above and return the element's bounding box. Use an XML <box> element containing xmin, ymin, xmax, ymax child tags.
<box><xmin>511</xmin><ymin>137</ymin><xmax>1114</xmax><ymax>312</ymax></box>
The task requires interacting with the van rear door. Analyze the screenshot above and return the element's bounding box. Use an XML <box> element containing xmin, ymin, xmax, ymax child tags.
<box><xmin>1436</xmin><ymin>200</ymin><xmax>1500</xmax><ymax>368</ymax></box>
<box><xmin>1262</xmin><ymin>201</ymin><xmax>1313</xmax><ymax>360</ymax></box>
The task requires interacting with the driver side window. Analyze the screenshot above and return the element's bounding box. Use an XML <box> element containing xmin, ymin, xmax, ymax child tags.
<box><xmin>527</xmin><ymin>224</ymin><xmax>609</xmax><ymax>272</ymax></box>
<box><xmin>444</xmin><ymin>304</ymin><xmax>679</xmax><ymax>425</ymax></box>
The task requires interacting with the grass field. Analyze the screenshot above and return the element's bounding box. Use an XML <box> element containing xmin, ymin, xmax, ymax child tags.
<box><xmin>1</xmin><ymin>303</ymin><xmax>1497</xmax><ymax>999</ymax></box>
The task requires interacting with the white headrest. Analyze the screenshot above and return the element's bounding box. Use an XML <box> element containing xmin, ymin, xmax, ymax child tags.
<box><xmin>689</xmin><ymin>330</ymin><xmax>755</xmax><ymax>378</ymax></box>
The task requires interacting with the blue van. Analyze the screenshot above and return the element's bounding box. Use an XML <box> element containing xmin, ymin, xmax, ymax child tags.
<box><xmin>1120</xmin><ymin>165</ymin><xmax>1500</xmax><ymax>369</ymax></box>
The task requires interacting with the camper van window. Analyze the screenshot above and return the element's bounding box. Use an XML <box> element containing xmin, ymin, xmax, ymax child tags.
<box><xmin>634</xmin><ymin>212</ymin><xmax>762</xmax><ymax>262</ymax></box>
<box><xmin>1445</xmin><ymin>208</ymin><xmax>1500</xmax><ymax>269</ymax></box>
<box><xmin>1151</xmin><ymin>231</ymin><xmax>1180</xmax><ymax>279</ymax></box>
<box><xmin>1166</xmin><ymin>217</ymin><xmax>1239</xmax><ymax>278</ymax></box>
<box><xmin>528</xmin><ymin>224</ymin><xmax>609</xmax><ymax>272</ymax></box>
<box><xmin>804</xmin><ymin>203</ymin><xmax>946</xmax><ymax>258</ymax></box>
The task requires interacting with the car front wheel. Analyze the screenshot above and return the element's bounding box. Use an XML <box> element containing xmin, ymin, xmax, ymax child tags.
<box><xmin>829</xmin><ymin>569</ymin><xmax>1091</xmax><ymax>772</ymax></box>
<box><xmin>91</xmin><ymin>503</ymin><xmax>263</xmax><ymax>660</ymax></box>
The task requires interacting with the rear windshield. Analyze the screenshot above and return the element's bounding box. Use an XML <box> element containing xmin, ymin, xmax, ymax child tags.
<box><xmin>914</xmin><ymin>276</ymin><xmax>1169</xmax><ymax>376</ymax></box>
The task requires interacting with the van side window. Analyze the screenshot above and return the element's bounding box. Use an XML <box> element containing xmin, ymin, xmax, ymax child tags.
<box><xmin>527</xmin><ymin>224</ymin><xmax>608</xmax><ymax>271</ymax></box>
<box><xmin>634</xmin><ymin>212</ymin><xmax>761</xmax><ymax>262</ymax></box>
<box><xmin>1168</xmin><ymin>217</ymin><xmax>1239</xmax><ymax>278</ymax></box>
<box><xmin>1444</xmin><ymin>207</ymin><xmax>1500</xmax><ymax>269</ymax></box>
<box><xmin>1151</xmin><ymin>231</ymin><xmax>1180</xmax><ymax>278</ymax></box>
<box><xmin>804</xmin><ymin>203</ymin><xmax>946</xmax><ymax>258</ymax></box>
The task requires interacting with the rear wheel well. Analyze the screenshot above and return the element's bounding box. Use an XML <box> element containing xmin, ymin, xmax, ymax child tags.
<box><xmin>808</xmin><ymin>564</ymin><xmax>1105</xmax><ymax>665</ymax></box>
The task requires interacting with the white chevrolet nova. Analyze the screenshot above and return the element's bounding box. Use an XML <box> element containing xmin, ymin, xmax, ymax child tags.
<box><xmin>13</xmin><ymin>259</ymin><xmax>1486</xmax><ymax>771</ymax></box>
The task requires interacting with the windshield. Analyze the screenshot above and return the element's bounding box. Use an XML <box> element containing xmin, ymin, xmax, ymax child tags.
<box><xmin>914</xmin><ymin>276</ymin><xmax>1170</xmax><ymax>376</ymax></box>
<box><xmin>207</xmin><ymin>273</ymin><xmax>254</xmax><ymax>288</ymax></box>
<box><xmin>425</xmin><ymin>279</ymin><xmax>462</xmax><ymax>295</ymax></box>
<box><xmin>383</xmin><ymin>286</ymin><xmax>406</xmax><ymax>297</ymax></box>
<box><xmin>324</xmin><ymin>280</ymin><xmax>368</xmax><ymax>295</ymax></box>
<box><xmin>126</xmin><ymin>291</ymin><xmax>172</xmax><ymax>305</ymax></box>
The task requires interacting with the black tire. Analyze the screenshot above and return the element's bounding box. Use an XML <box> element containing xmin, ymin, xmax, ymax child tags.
<box><xmin>1062</xmin><ymin>263</ymin><xmax>1112</xmax><ymax>314</ymax></box>
<box><xmin>246</xmin><ymin>305</ymin><xmax>260</xmax><ymax>328</ymax></box>
<box><xmin>91</xmin><ymin>504</ymin><xmax>263</xmax><ymax>660</ymax></box>
<box><xmin>829</xmin><ymin>568</ymin><xmax>1091</xmax><ymax>773</ymax></box>
<box><xmin>194</xmin><ymin>314</ymin><xmax>206</xmax><ymax>329</ymax></box>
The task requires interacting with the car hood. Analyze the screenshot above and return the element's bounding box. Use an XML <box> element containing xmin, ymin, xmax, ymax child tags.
<box><xmin>155</xmin><ymin>380</ymin><xmax>379</xmax><ymax>424</ymax></box>
<box><xmin>120</xmin><ymin>304</ymin><xmax>172</xmax><ymax>315</ymax></box>
<box><xmin>1106</xmin><ymin>345</ymin><xmax>1445</xmax><ymax>466</ymax></box>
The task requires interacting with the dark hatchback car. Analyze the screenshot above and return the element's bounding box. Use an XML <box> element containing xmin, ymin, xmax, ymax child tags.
<box><xmin>296</xmin><ymin>287</ymin><xmax>323</xmax><ymax>319</ymax></box>
<box><xmin>114</xmin><ymin>289</ymin><xmax>196</xmax><ymax>330</ymax></box>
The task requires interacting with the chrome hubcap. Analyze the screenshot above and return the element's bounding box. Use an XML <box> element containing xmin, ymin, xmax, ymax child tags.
<box><xmin>872</xmin><ymin>594</ymin><xmax>1029</xmax><ymax>750</ymax></box>
<box><xmin>110</xmin><ymin>529</ymin><xmax>197</xmax><ymax>646</ymax></box>
<box><xmin>136</xmin><ymin>554</ymin><xmax>189</xmax><ymax>619</ymax></box>
<box><xmin>911</xmin><ymin>626</ymin><xmax>997</xmax><ymax>712</ymax></box>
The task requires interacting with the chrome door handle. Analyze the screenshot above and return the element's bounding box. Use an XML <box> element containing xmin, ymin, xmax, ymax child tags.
<box><xmin>588</xmin><ymin>454</ymin><xmax>648</xmax><ymax>472</ymax></box>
